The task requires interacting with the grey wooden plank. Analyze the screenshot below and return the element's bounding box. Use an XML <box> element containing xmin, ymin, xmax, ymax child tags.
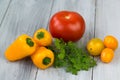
<box><xmin>36</xmin><ymin>0</ymin><xmax>96</xmax><ymax>80</ymax></box>
<box><xmin>0</xmin><ymin>0</ymin><xmax>53</xmax><ymax>80</ymax></box>
<box><xmin>93</xmin><ymin>0</ymin><xmax>120</xmax><ymax>80</ymax></box>
<box><xmin>0</xmin><ymin>0</ymin><xmax>11</xmax><ymax>24</ymax></box>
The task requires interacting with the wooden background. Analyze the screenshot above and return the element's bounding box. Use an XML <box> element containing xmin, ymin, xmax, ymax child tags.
<box><xmin>0</xmin><ymin>0</ymin><xmax>120</xmax><ymax>80</ymax></box>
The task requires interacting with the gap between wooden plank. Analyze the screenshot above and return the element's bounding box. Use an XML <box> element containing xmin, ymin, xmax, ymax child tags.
<box><xmin>91</xmin><ymin>0</ymin><xmax>98</xmax><ymax>80</ymax></box>
<box><xmin>0</xmin><ymin>0</ymin><xmax>12</xmax><ymax>28</ymax></box>
<box><xmin>34</xmin><ymin>1</ymin><xmax>55</xmax><ymax>80</ymax></box>
<box><xmin>93</xmin><ymin>0</ymin><xmax>97</xmax><ymax>38</ymax></box>
<box><xmin>46</xmin><ymin>0</ymin><xmax>55</xmax><ymax>29</ymax></box>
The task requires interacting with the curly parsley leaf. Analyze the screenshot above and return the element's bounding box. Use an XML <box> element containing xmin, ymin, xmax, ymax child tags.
<box><xmin>48</xmin><ymin>38</ymin><xmax>97</xmax><ymax>75</ymax></box>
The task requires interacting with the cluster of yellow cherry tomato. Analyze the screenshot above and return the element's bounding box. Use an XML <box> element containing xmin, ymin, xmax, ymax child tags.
<box><xmin>5</xmin><ymin>28</ymin><xmax>54</xmax><ymax>69</ymax></box>
<box><xmin>87</xmin><ymin>35</ymin><xmax>118</xmax><ymax>63</ymax></box>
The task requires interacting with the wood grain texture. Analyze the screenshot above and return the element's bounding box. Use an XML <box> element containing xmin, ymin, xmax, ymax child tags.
<box><xmin>0</xmin><ymin>0</ymin><xmax>11</xmax><ymax>24</ymax></box>
<box><xmin>1</xmin><ymin>0</ymin><xmax>120</xmax><ymax>80</ymax></box>
<box><xmin>36</xmin><ymin>0</ymin><xmax>96</xmax><ymax>80</ymax></box>
<box><xmin>0</xmin><ymin>0</ymin><xmax>53</xmax><ymax>80</ymax></box>
<box><xmin>93</xmin><ymin>0</ymin><xmax>120</xmax><ymax>80</ymax></box>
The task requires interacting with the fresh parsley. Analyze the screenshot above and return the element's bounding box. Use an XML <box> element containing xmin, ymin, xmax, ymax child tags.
<box><xmin>48</xmin><ymin>38</ymin><xmax>97</xmax><ymax>75</ymax></box>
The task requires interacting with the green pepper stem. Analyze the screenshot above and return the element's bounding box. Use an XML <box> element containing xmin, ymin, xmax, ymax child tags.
<box><xmin>26</xmin><ymin>38</ymin><xmax>34</xmax><ymax>47</ymax></box>
<box><xmin>43</xmin><ymin>57</ymin><xmax>51</xmax><ymax>65</ymax></box>
<box><xmin>36</xmin><ymin>32</ymin><xmax>44</xmax><ymax>39</ymax></box>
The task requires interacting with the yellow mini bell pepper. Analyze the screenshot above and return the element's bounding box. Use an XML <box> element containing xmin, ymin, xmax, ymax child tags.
<box><xmin>33</xmin><ymin>28</ymin><xmax>52</xmax><ymax>47</ymax></box>
<box><xmin>31</xmin><ymin>47</ymin><xmax>54</xmax><ymax>69</ymax></box>
<box><xmin>5</xmin><ymin>34</ymin><xmax>37</xmax><ymax>61</ymax></box>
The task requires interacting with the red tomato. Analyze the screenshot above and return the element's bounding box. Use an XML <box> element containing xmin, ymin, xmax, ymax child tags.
<box><xmin>49</xmin><ymin>11</ymin><xmax>85</xmax><ymax>42</ymax></box>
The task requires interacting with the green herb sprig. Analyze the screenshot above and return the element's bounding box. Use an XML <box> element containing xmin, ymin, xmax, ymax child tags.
<box><xmin>48</xmin><ymin>38</ymin><xmax>97</xmax><ymax>75</ymax></box>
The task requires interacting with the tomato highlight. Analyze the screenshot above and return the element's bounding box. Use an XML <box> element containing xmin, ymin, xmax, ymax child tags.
<box><xmin>49</xmin><ymin>11</ymin><xmax>85</xmax><ymax>42</ymax></box>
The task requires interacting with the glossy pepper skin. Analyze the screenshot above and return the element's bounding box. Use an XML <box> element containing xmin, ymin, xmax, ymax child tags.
<box><xmin>5</xmin><ymin>34</ymin><xmax>37</xmax><ymax>61</ymax></box>
<box><xmin>31</xmin><ymin>47</ymin><xmax>54</xmax><ymax>69</ymax></box>
<box><xmin>33</xmin><ymin>28</ymin><xmax>52</xmax><ymax>47</ymax></box>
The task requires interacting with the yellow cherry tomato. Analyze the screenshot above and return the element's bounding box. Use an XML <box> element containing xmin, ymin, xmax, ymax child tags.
<box><xmin>104</xmin><ymin>35</ymin><xmax>118</xmax><ymax>50</ymax></box>
<box><xmin>87</xmin><ymin>38</ymin><xmax>105</xmax><ymax>56</ymax></box>
<box><xmin>100</xmin><ymin>48</ymin><xmax>114</xmax><ymax>63</ymax></box>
